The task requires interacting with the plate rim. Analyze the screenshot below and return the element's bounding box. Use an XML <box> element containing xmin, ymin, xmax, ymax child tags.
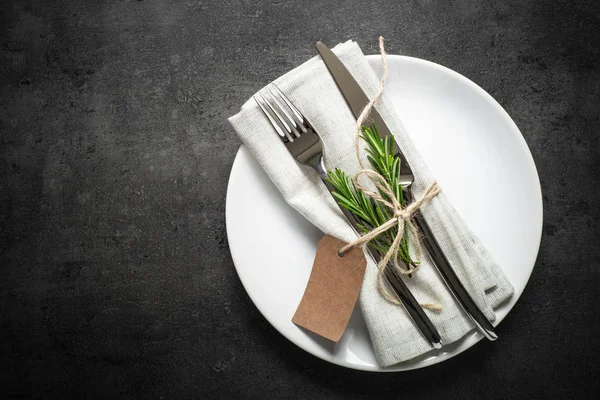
<box><xmin>226</xmin><ymin>54</ymin><xmax>543</xmax><ymax>372</ymax></box>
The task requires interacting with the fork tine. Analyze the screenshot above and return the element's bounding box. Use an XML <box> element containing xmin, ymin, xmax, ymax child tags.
<box><xmin>266</xmin><ymin>86</ymin><xmax>304</xmax><ymax>137</ymax></box>
<box><xmin>271</xmin><ymin>84</ymin><xmax>308</xmax><ymax>134</ymax></box>
<box><xmin>253</xmin><ymin>93</ymin><xmax>293</xmax><ymax>142</ymax></box>
<box><xmin>261</xmin><ymin>90</ymin><xmax>301</xmax><ymax>139</ymax></box>
<box><xmin>259</xmin><ymin>92</ymin><xmax>296</xmax><ymax>142</ymax></box>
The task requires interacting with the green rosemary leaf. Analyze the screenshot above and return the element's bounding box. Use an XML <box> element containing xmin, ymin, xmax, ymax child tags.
<box><xmin>326</xmin><ymin>122</ymin><xmax>416</xmax><ymax>268</ymax></box>
<box><xmin>368</xmin><ymin>241</ymin><xmax>389</xmax><ymax>254</ymax></box>
<box><xmin>371</xmin><ymin>121</ymin><xmax>381</xmax><ymax>137</ymax></box>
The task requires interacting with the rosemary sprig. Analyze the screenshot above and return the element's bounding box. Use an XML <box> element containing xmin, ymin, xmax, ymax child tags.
<box><xmin>326</xmin><ymin>122</ymin><xmax>415</xmax><ymax>266</ymax></box>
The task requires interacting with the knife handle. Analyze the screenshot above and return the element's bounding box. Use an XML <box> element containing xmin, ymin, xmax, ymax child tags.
<box><xmin>406</xmin><ymin>191</ymin><xmax>498</xmax><ymax>341</ymax></box>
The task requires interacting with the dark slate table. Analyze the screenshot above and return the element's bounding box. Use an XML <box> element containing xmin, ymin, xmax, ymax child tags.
<box><xmin>2</xmin><ymin>0</ymin><xmax>599</xmax><ymax>398</ymax></box>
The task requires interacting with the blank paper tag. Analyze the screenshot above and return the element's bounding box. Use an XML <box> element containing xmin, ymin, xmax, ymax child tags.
<box><xmin>292</xmin><ymin>235</ymin><xmax>367</xmax><ymax>342</ymax></box>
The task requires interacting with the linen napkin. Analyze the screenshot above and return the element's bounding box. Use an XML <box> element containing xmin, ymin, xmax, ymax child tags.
<box><xmin>228</xmin><ymin>40</ymin><xmax>514</xmax><ymax>367</ymax></box>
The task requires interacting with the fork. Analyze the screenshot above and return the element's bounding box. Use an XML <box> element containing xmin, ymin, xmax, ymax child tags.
<box><xmin>253</xmin><ymin>84</ymin><xmax>443</xmax><ymax>349</ymax></box>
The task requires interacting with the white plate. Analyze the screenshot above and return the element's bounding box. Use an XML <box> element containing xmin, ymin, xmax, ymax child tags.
<box><xmin>226</xmin><ymin>55</ymin><xmax>543</xmax><ymax>371</ymax></box>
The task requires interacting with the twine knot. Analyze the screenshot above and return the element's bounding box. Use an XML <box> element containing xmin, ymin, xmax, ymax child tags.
<box><xmin>393</xmin><ymin>209</ymin><xmax>408</xmax><ymax>219</ymax></box>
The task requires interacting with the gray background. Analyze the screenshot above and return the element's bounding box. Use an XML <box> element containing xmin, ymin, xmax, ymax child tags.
<box><xmin>1</xmin><ymin>0</ymin><xmax>599</xmax><ymax>398</ymax></box>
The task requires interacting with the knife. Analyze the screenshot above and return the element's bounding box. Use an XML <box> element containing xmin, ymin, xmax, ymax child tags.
<box><xmin>316</xmin><ymin>42</ymin><xmax>498</xmax><ymax>341</ymax></box>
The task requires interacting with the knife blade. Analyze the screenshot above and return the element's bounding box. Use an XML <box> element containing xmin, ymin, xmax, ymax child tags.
<box><xmin>316</xmin><ymin>41</ymin><xmax>498</xmax><ymax>341</ymax></box>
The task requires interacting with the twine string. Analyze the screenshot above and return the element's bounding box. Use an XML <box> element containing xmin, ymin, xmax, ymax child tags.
<box><xmin>340</xmin><ymin>36</ymin><xmax>441</xmax><ymax>310</ymax></box>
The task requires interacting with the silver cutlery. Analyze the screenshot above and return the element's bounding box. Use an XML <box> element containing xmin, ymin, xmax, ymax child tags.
<box><xmin>254</xmin><ymin>85</ymin><xmax>443</xmax><ymax>349</ymax></box>
<box><xmin>316</xmin><ymin>42</ymin><xmax>498</xmax><ymax>341</ymax></box>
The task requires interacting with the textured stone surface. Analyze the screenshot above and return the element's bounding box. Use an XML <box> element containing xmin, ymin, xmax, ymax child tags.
<box><xmin>1</xmin><ymin>0</ymin><xmax>599</xmax><ymax>398</ymax></box>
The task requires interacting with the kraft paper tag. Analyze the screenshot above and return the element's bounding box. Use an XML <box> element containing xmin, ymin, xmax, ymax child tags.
<box><xmin>292</xmin><ymin>235</ymin><xmax>367</xmax><ymax>342</ymax></box>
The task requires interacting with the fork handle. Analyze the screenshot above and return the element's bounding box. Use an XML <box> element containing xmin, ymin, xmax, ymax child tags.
<box><xmin>381</xmin><ymin>260</ymin><xmax>443</xmax><ymax>349</ymax></box>
<box><xmin>321</xmin><ymin>178</ymin><xmax>443</xmax><ymax>349</ymax></box>
<box><xmin>406</xmin><ymin>191</ymin><xmax>498</xmax><ymax>341</ymax></box>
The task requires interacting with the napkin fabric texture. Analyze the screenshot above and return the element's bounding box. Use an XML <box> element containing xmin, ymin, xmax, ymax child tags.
<box><xmin>228</xmin><ymin>41</ymin><xmax>514</xmax><ymax>367</ymax></box>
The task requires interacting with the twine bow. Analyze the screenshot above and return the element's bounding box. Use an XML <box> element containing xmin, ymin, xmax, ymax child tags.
<box><xmin>339</xmin><ymin>36</ymin><xmax>442</xmax><ymax>309</ymax></box>
<box><xmin>339</xmin><ymin>171</ymin><xmax>440</xmax><ymax>304</ymax></box>
<box><xmin>339</xmin><ymin>173</ymin><xmax>440</xmax><ymax>274</ymax></box>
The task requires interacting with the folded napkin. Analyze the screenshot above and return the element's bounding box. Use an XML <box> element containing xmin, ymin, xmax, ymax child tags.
<box><xmin>228</xmin><ymin>40</ymin><xmax>514</xmax><ymax>367</ymax></box>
